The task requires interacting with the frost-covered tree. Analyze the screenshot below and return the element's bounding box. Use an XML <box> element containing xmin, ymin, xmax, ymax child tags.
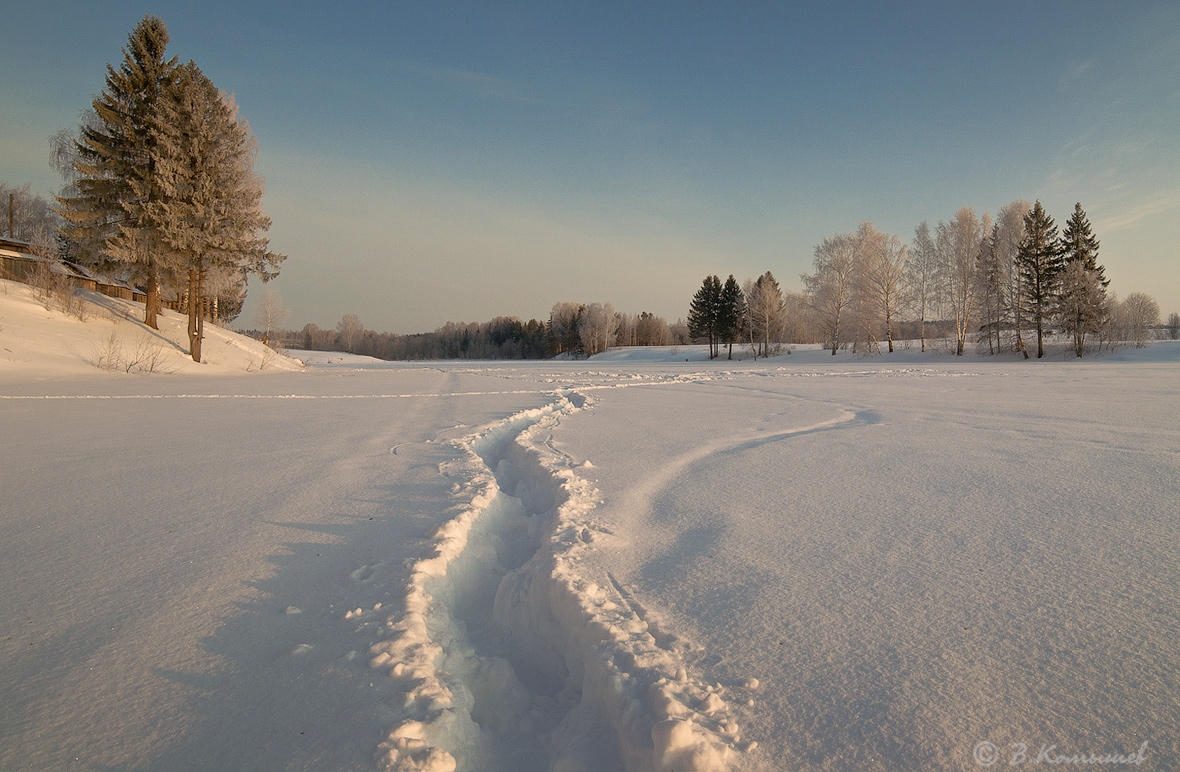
<box><xmin>1118</xmin><ymin>293</ymin><xmax>1159</xmax><ymax>348</ymax></box>
<box><xmin>995</xmin><ymin>200</ymin><xmax>1031</xmax><ymax>356</ymax></box>
<box><xmin>975</xmin><ymin>225</ymin><xmax>1004</xmax><ymax>355</ymax></box>
<box><xmin>1057</xmin><ymin>260</ymin><xmax>1108</xmax><ymax>357</ymax></box>
<box><xmin>1017</xmin><ymin>200</ymin><xmax>1063</xmax><ymax>358</ymax></box>
<box><xmin>805</xmin><ymin>233</ymin><xmax>858</xmax><ymax>355</ymax></box>
<box><xmin>337</xmin><ymin>313</ymin><xmax>364</xmax><ymax>353</ymax></box>
<box><xmin>56</xmin><ymin>15</ymin><xmax>179</xmax><ymax>329</ymax></box>
<box><xmin>687</xmin><ymin>275</ymin><xmax>723</xmax><ymax>358</ymax></box>
<box><xmin>0</xmin><ymin>181</ymin><xmax>62</xmax><ymax>250</ymax></box>
<box><xmin>745</xmin><ymin>271</ymin><xmax>786</xmax><ymax>358</ymax></box>
<box><xmin>547</xmin><ymin>301</ymin><xmax>583</xmax><ymax>356</ymax></box>
<box><xmin>906</xmin><ymin>221</ymin><xmax>938</xmax><ymax>352</ymax></box>
<box><xmin>937</xmin><ymin>207</ymin><xmax>988</xmax><ymax>356</ymax></box>
<box><xmin>1060</xmin><ymin>203</ymin><xmax>1105</xmax><ymax>285</ymax></box>
<box><xmin>151</xmin><ymin>61</ymin><xmax>284</xmax><ymax>361</ymax></box>
<box><xmin>857</xmin><ymin>222</ymin><xmax>907</xmax><ymax>353</ymax></box>
<box><xmin>255</xmin><ymin>287</ymin><xmax>290</xmax><ymax>346</ymax></box>
<box><xmin>1057</xmin><ymin>203</ymin><xmax>1107</xmax><ymax>358</ymax></box>
<box><xmin>635</xmin><ymin>311</ymin><xmax>672</xmax><ymax>346</ymax></box>
<box><xmin>578</xmin><ymin>302</ymin><xmax>617</xmax><ymax>356</ymax></box>
<box><xmin>1168</xmin><ymin>312</ymin><xmax>1180</xmax><ymax>340</ymax></box>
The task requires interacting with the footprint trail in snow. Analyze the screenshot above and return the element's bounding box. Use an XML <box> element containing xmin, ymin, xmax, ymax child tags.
<box><xmin>358</xmin><ymin>389</ymin><xmax>745</xmax><ymax>772</ymax></box>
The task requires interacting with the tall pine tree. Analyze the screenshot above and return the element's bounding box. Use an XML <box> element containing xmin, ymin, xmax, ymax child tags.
<box><xmin>56</xmin><ymin>15</ymin><xmax>178</xmax><ymax>329</ymax></box>
<box><xmin>1017</xmin><ymin>200</ymin><xmax>1063</xmax><ymax>358</ymax></box>
<box><xmin>718</xmin><ymin>275</ymin><xmax>745</xmax><ymax>360</ymax></box>
<box><xmin>1058</xmin><ymin>203</ymin><xmax>1107</xmax><ymax>357</ymax></box>
<box><xmin>1060</xmin><ymin>202</ymin><xmax>1105</xmax><ymax>284</ymax></box>
<box><xmin>688</xmin><ymin>275</ymin><xmax>723</xmax><ymax>359</ymax></box>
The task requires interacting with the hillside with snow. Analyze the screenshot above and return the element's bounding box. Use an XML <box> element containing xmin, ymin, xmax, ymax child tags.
<box><xmin>2</xmin><ymin>282</ymin><xmax>1178</xmax><ymax>771</ymax></box>
<box><xmin>0</xmin><ymin>278</ymin><xmax>302</xmax><ymax>378</ymax></box>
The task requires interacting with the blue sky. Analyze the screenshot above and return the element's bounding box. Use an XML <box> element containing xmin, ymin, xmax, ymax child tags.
<box><xmin>2</xmin><ymin>1</ymin><xmax>1177</xmax><ymax>333</ymax></box>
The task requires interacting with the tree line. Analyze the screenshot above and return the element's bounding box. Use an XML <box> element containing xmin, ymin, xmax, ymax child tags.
<box><xmin>688</xmin><ymin>200</ymin><xmax>1170</xmax><ymax>359</ymax></box>
<box><xmin>44</xmin><ymin>16</ymin><xmax>282</xmax><ymax>362</ymax></box>
<box><xmin>253</xmin><ymin>303</ymin><xmax>691</xmax><ymax>360</ymax></box>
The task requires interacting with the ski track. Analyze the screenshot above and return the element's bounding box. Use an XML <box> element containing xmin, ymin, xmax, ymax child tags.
<box><xmin>354</xmin><ymin>386</ymin><xmax>748</xmax><ymax>772</ymax></box>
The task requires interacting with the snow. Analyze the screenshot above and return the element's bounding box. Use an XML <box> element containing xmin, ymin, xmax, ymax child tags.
<box><xmin>2</xmin><ymin>280</ymin><xmax>1178</xmax><ymax>770</ymax></box>
<box><xmin>0</xmin><ymin>279</ymin><xmax>302</xmax><ymax>378</ymax></box>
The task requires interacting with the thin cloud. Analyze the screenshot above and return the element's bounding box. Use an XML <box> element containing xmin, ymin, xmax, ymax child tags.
<box><xmin>404</xmin><ymin>62</ymin><xmax>542</xmax><ymax>105</ymax></box>
<box><xmin>1059</xmin><ymin>58</ymin><xmax>1093</xmax><ymax>86</ymax></box>
<box><xmin>1098</xmin><ymin>191</ymin><xmax>1180</xmax><ymax>231</ymax></box>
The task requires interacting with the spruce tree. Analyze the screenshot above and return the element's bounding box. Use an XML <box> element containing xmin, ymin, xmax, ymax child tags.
<box><xmin>151</xmin><ymin>61</ymin><xmax>284</xmax><ymax>361</ymax></box>
<box><xmin>1060</xmin><ymin>203</ymin><xmax>1105</xmax><ymax>284</ymax></box>
<box><xmin>56</xmin><ymin>15</ymin><xmax>178</xmax><ymax>329</ymax></box>
<box><xmin>1017</xmin><ymin>200</ymin><xmax>1063</xmax><ymax>358</ymax></box>
<box><xmin>1058</xmin><ymin>203</ymin><xmax>1107</xmax><ymax>357</ymax></box>
<box><xmin>688</xmin><ymin>275</ymin><xmax>722</xmax><ymax>359</ymax></box>
<box><xmin>718</xmin><ymin>275</ymin><xmax>745</xmax><ymax>360</ymax></box>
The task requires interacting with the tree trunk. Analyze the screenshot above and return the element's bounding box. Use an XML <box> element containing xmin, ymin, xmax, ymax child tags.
<box><xmin>187</xmin><ymin>267</ymin><xmax>203</xmax><ymax>362</ymax></box>
<box><xmin>143</xmin><ymin>268</ymin><xmax>160</xmax><ymax>330</ymax></box>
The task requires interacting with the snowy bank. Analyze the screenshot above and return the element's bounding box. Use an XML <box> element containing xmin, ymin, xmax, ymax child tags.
<box><xmin>0</xmin><ymin>278</ymin><xmax>302</xmax><ymax>380</ymax></box>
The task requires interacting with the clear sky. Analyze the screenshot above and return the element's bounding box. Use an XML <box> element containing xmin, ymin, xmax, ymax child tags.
<box><xmin>2</xmin><ymin>1</ymin><xmax>1177</xmax><ymax>333</ymax></box>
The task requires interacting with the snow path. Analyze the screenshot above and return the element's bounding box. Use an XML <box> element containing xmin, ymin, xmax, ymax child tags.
<box><xmin>366</xmin><ymin>386</ymin><xmax>744</xmax><ymax>771</ymax></box>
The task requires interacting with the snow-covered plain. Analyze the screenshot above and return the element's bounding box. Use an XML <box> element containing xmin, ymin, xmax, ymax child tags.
<box><xmin>2</xmin><ymin>281</ymin><xmax>1178</xmax><ymax>771</ymax></box>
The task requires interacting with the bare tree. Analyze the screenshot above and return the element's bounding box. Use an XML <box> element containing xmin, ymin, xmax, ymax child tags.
<box><xmin>857</xmin><ymin>222</ymin><xmax>908</xmax><ymax>353</ymax></box>
<box><xmin>804</xmin><ymin>233</ymin><xmax>858</xmax><ymax>355</ymax></box>
<box><xmin>337</xmin><ymin>313</ymin><xmax>364</xmax><ymax>353</ymax></box>
<box><xmin>906</xmin><ymin>222</ymin><xmax>938</xmax><ymax>352</ymax></box>
<box><xmin>1119</xmin><ymin>293</ymin><xmax>1159</xmax><ymax>348</ymax></box>
<box><xmin>0</xmin><ymin>181</ymin><xmax>62</xmax><ymax>247</ymax></box>
<box><xmin>578</xmin><ymin>302</ymin><xmax>617</xmax><ymax>356</ymax></box>
<box><xmin>744</xmin><ymin>272</ymin><xmax>784</xmax><ymax>357</ymax></box>
<box><xmin>635</xmin><ymin>312</ymin><xmax>672</xmax><ymax>346</ymax></box>
<box><xmin>255</xmin><ymin>287</ymin><xmax>290</xmax><ymax>345</ymax></box>
<box><xmin>548</xmin><ymin>301</ymin><xmax>583</xmax><ymax>356</ymax></box>
<box><xmin>937</xmin><ymin>207</ymin><xmax>989</xmax><ymax>355</ymax></box>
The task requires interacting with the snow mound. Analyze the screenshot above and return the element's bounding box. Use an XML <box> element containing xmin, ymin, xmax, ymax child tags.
<box><xmin>0</xmin><ymin>278</ymin><xmax>302</xmax><ymax>379</ymax></box>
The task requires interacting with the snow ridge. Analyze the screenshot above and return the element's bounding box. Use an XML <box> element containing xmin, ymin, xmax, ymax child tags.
<box><xmin>366</xmin><ymin>390</ymin><xmax>743</xmax><ymax>771</ymax></box>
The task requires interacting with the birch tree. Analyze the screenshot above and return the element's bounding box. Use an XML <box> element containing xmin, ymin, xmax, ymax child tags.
<box><xmin>804</xmin><ymin>233</ymin><xmax>858</xmax><ymax>355</ymax></box>
<box><xmin>578</xmin><ymin>302</ymin><xmax>617</xmax><ymax>356</ymax></box>
<box><xmin>906</xmin><ymin>222</ymin><xmax>938</xmax><ymax>352</ymax></box>
<box><xmin>745</xmin><ymin>272</ymin><xmax>786</xmax><ymax>358</ymax></box>
<box><xmin>937</xmin><ymin>207</ymin><xmax>988</xmax><ymax>355</ymax></box>
<box><xmin>337</xmin><ymin>313</ymin><xmax>364</xmax><ymax>353</ymax></box>
<box><xmin>857</xmin><ymin>222</ymin><xmax>907</xmax><ymax>353</ymax></box>
<box><xmin>255</xmin><ymin>288</ymin><xmax>290</xmax><ymax>345</ymax></box>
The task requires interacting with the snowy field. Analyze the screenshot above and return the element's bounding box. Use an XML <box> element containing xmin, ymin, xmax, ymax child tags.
<box><xmin>2</xmin><ymin>281</ymin><xmax>1178</xmax><ymax>771</ymax></box>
